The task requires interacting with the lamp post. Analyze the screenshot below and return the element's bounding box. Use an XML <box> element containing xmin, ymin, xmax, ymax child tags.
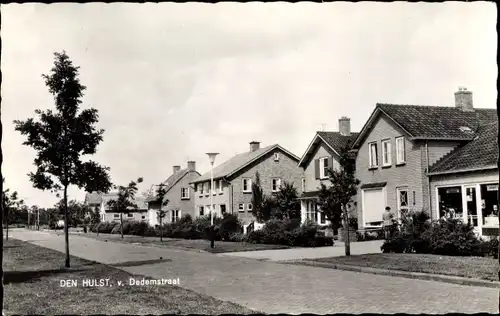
<box><xmin>206</xmin><ymin>152</ymin><xmax>219</xmax><ymax>248</ymax></box>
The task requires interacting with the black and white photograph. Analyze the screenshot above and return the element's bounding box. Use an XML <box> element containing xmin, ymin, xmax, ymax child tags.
<box><xmin>1</xmin><ymin>1</ymin><xmax>498</xmax><ymax>314</ymax></box>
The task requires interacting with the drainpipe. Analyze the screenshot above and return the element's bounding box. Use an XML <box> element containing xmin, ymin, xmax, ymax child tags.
<box><xmin>425</xmin><ymin>141</ymin><xmax>432</xmax><ymax>219</ymax></box>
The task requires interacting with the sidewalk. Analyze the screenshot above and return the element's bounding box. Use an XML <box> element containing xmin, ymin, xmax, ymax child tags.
<box><xmin>8</xmin><ymin>229</ymin><xmax>498</xmax><ymax>314</ymax></box>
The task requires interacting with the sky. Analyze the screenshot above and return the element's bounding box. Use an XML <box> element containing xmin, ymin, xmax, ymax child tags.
<box><xmin>1</xmin><ymin>2</ymin><xmax>497</xmax><ymax>208</ymax></box>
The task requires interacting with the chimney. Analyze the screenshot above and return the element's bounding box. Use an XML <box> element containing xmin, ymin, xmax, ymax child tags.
<box><xmin>187</xmin><ymin>161</ymin><xmax>196</xmax><ymax>172</ymax></box>
<box><xmin>339</xmin><ymin>116</ymin><xmax>351</xmax><ymax>136</ymax></box>
<box><xmin>173</xmin><ymin>165</ymin><xmax>181</xmax><ymax>174</ymax></box>
<box><xmin>249</xmin><ymin>141</ymin><xmax>260</xmax><ymax>152</ymax></box>
<box><xmin>454</xmin><ymin>86</ymin><xmax>474</xmax><ymax>111</ymax></box>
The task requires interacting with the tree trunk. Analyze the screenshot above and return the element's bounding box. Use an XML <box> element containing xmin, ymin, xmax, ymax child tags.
<box><xmin>120</xmin><ymin>213</ymin><xmax>123</xmax><ymax>239</ymax></box>
<box><xmin>160</xmin><ymin>217</ymin><xmax>163</xmax><ymax>242</ymax></box>
<box><xmin>343</xmin><ymin>205</ymin><xmax>351</xmax><ymax>256</ymax></box>
<box><xmin>64</xmin><ymin>185</ymin><xmax>70</xmax><ymax>268</ymax></box>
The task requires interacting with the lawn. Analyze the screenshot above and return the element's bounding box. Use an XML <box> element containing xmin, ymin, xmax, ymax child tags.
<box><xmin>3</xmin><ymin>238</ymin><xmax>259</xmax><ymax>315</ymax></box>
<box><xmin>311</xmin><ymin>253</ymin><xmax>498</xmax><ymax>281</ymax></box>
<box><xmin>51</xmin><ymin>229</ymin><xmax>291</xmax><ymax>253</ymax></box>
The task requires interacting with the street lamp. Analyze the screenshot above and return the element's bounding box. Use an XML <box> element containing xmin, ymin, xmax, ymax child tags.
<box><xmin>206</xmin><ymin>152</ymin><xmax>219</xmax><ymax>226</ymax></box>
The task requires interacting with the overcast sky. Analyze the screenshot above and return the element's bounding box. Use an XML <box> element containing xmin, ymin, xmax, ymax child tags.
<box><xmin>2</xmin><ymin>2</ymin><xmax>497</xmax><ymax>208</ymax></box>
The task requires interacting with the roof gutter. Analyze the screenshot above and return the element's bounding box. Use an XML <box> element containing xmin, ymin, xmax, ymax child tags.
<box><xmin>427</xmin><ymin>165</ymin><xmax>498</xmax><ymax>176</ymax></box>
<box><xmin>411</xmin><ymin>137</ymin><xmax>473</xmax><ymax>141</ymax></box>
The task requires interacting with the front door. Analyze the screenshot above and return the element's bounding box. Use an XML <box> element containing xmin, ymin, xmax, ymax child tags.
<box><xmin>464</xmin><ymin>185</ymin><xmax>482</xmax><ymax>234</ymax></box>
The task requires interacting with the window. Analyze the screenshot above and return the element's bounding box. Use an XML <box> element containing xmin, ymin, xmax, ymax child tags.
<box><xmin>397</xmin><ymin>188</ymin><xmax>409</xmax><ymax>214</ymax></box>
<box><xmin>141</xmin><ymin>215</ymin><xmax>146</xmax><ymax>220</ymax></box>
<box><xmin>306</xmin><ymin>201</ymin><xmax>317</xmax><ymax>222</ymax></box>
<box><xmin>368</xmin><ymin>142</ymin><xmax>378</xmax><ymax>168</ymax></box>
<box><xmin>181</xmin><ymin>187</ymin><xmax>189</xmax><ymax>199</ymax></box>
<box><xmin>199</xmin><ymin>206</ymin><xmax>204</xmax><ymax>216</ymax></box>
<box><xmin>171</xmin><ymin>210</ymin><xmax>180</xmax><ymax>223</ymax></box>
<box><xmin>242</xmin><ymin>178</ymin><xmax>252</xmax><ymax>192</ymax></box>
<box><xmin>220</xmin><ymin>204</ymin><xmax>226</xmax><ymax>214</ymax></box>
<box><xmin>212</xmin><ymin>181</ymin><xmax>217</xmax><ymax>195</ymax></box>
<box><xmin>218</xmin><ymin>180</ymin><xmax>223</xmax><ymax>193</ymax></box>
<box><xmin>274</xmin><ymin>153</ymin><xmax>280</xmax><ymax>161</ymax></box>
<box><xmin>247</xmin><ymin>203</ymin><xmax>253</xmax><ymax>211</ymax></box>
<box><xmin>301</xmin><ymin>178</ymin><xmax>306</xmax><ymax>192</ymax></box>
<box><xmin>319</xmin><ymin>211</ymin><xmax>326</xmax><ymax>225</ymax></box>
<box><xmin>204</xmin><ymin>182</ymin><xmax>209</xmax><ymax>195</ymax></box>
<box><xmin>272</xmin><ymin>178</ymin><xmax>282</xmax><ymax>192</ymax></box>
<box><xmin>319</xmin><ymin>157</ymin><xmax>329</xmax><ymax>179</ymax></box>
<box><xmin>127</xmin><ymin>213</ymin><xmax>134</xmax><ymax>218</ymax></box>
<box><xmin>113</xmin><ymin>214</ymin><xmax>119</xmax><ymax>219</ymax></box>
<box><xmin>199</xmin><ymin>183</ymin><xmax>204</xmax><ymax>195</ymax></box>
<box><xmin>395</xmin><ymin>137</ymin><xmax>406</xmax><ymax>164</ymax></box>
<box><xmin>382</xmin><ymin>139</ymin><xmax>392</xmax><ymax>166</ymax></box>
<box><xmin>238</xmin><ymin>204</ymin><xmax>245</xmax><ymax>212</ymax></box>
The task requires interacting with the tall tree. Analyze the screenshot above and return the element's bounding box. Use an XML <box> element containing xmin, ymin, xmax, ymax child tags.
<box><xmin>2</xmin><ymin>179</ymin><xmax>25</xmax><ymax>240</ymax></box>
<box><xmin>13</xmin><ymin>51</ymin><xmax>112</xmax><ymax>267</ymax></box>
<box><xmin>251</xmin><ymin>171</ymin><xmax>272</xmax><ymax>223</ymax></box>
<box><xmin>153</xmin><ymin>183</ymin><xmax>170</xmax><ymax>242</ymax></box>
<box><xmin>272</xmin><ymin>181</ymin><xmax>301</xmax><ymax>220</ymax></box>
<box><xmin>107</xmin><ymin>177</ymin><xmax>143</xmax><ymax>239</ymax></box>
<box><xmin>317</xmin><ymin>143</ymin><xmax>360</xmax><ymax>256</ymax></box>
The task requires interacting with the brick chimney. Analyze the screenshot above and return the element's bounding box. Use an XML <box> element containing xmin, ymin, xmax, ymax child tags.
<box><xmin>187</xmin><ymin>161</ymin><xmax>196</xmax><ymax>172</ymax></box>
<box><xmin>250</xmin><ymin>141</ymin><xmax>260</xmax><ymax>152</ymax></box>
<box><xmin>173</xmin><ymin>165</ymin><xmax>181</xmax><ymax>174</ymax></box>
<box><xmin>339</xmin><ymin>116</ymin><xmax>351</xmax><ymax>136</ymax></box>
<box><xmin>454</xmin><ymin>86</ymin><xmax>474</xmax><ymax>111</ymax></box>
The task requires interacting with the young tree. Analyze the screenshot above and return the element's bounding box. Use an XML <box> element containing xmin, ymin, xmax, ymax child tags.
<box><xmin>13</xmin><ymin>51</ymin><xmax>112</xmax><ymax>267</ymax></box>
<box><xmin>317</xmin><ymin>144</ymin><xmax>360</xmax><ymax>256</ymax></box>
<box><xmin>251</xmin><ymin>171</ymin><xmax>272</xmax><ymax>223</ymax></box>
<box><xmin>153</xmin><ymin>183</ymin><xmax>170</xmax><ymax>241</ymax></box>
<box><xmin>272</xmin><ymin>181</ymin><xmax>301</xmax><ymax>220</ymax></box>
<box><xmin>2</xmin><ymin>179</ymin><xmax>25</xmax><ymax>240</ymax></box>
<box><xmin>89</xmin><ymin>205</ymin><xmax>101</xmax><ymax>235</ymax></box>
<box><xmin>107</xmin><ymin>177</ymin><xmax>143</xmax><ymax>239</ymax></box>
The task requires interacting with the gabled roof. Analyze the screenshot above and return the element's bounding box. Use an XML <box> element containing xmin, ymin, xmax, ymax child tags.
<box><xmin>101</xmin><ymin>192</ymin><xmax>149</xmax><ymax>211</ymax></box>
<box><xmin>352</xmin><ymin>103</ymin><xmax>496</xmax><ymax>148</ymax></box>
<box><xmin>191</xmin><ymin>144</ymin><xmax>300</xmax><ymax>184</ymax></box>
<box><xmin>84</xmin><ymin>192</ymin><xmax>102</xmax><ymax>205</ymax></box>
<box><xmin>145</xmin><ymin>168</ymin><xmax>201</xmax><ymax>202</ymax></box>
<box><xmin>428</xmin><ymin>121</ymin><xmax>498</xmax><ymax>175</ymax></box>
<box><xmin>298</xmin><ymin>131</ymin><xmax>359</xmax><ymax>167</ymax></box>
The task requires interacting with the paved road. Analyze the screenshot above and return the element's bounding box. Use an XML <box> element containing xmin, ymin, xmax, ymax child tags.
<box><xmin>220</xmin><ymin>240</ymin><xmax>384</xmax><ymax>261</ymax></box>
<box><xmin>8</xmin><ymin>229</ymin><xmax>499</xmax><ymax>314</ymax></box>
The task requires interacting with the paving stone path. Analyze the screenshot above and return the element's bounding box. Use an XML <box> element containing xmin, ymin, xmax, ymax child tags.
<box><xmin>9</xmin><ymin>229</ymin><xmax>498</xmax><ymax>314</ymax></box>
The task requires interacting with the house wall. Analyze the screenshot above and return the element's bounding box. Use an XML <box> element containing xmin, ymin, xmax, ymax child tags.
<box><xmin>148</xmin><ymin>171</ymin><xmax>200</xmax><ymax>225</ymax></box>
<box><xmin>429</xmin><ymin>169</ymin><xmax>499</xmax><ymax>219</ymax></box>
<box><xmin>193</xmin><ymin>179</ymin><xmax>231</xmax><ymax>219</ymax></box>
<box><xmin>355</xmin><ymin>114</ymin><xmax>424</xmax><ymax>228</ymax></box>
<box><xmin>102</xmin><ymin>211</ymin><xmax>147</xmax><ymax>223</ymax></box>
<box><xmin>302</xmin><ymin>142</ymin><xmax>340</xmax><ymax>192</ymax></box>
<box><xmin>229</xmin><ymin>148</ymin><xmax>303</xmax><ymax>225</ymax></box>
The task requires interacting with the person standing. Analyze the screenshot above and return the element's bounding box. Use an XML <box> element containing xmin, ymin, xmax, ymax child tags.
<box><xmin>382</xmin><ymin>206</ymin><xmax>395</xmax><ymax>239</ymax></box>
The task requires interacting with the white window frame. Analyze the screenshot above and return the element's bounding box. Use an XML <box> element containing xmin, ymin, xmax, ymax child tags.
<box><xmin>319</xmin><ymin>157</ymin><xmax>329</xmax><ymax>179</ymax></box>
<box><xmin>204</xmin><ymin>182</ymin><xmax>209</xmax><ymax>196</ymax></box>
<box><xmin>306</xmin><ymin>201</ymin><xmax>316</xmax><ymax>221</ymax></box>
<box><xmin>397</xmin><ymin>187</ymin><xmax>409</xmax><ymax>216</ymax></box>
<box><xmin>361</xmin><ymin>187</ymin><xmax>387</xmax><ymax>228</ymax></box>
<box><xmin>199</xmin><ymin>206</ymin><xmax>204</xmax><ymax>216</ymax></box>
<box><xmin>368</xmin><ymin>142</ymin><xmax>379</xmax><ymax>168</ymax></box>
<box><xmin>272</xmin><ymin>178</ymin><xmax>282</xmax><ymax>192</ymax></box>
<box><xmin>127</xmin><ymin>213</ymin><xmax>134</xmax><ymax>218</ymax></box>
<box><xmin>218</xmin><ymin>180</ymin><xmax>223</xmax><ymax>194</ymax></box>
<box><xmin>220</xmin><ymin>204</ymin><xmax>227</xmax><ymax>214</ymax></box>
<box><xmin>141</xmin><ymin>215</ymin><xmax>146</xmax><ymax>220</ymax></box>
<box><xmin>301</xmin><ymin>178</ymin><xmax>306</xmax><ymax>192</ymax></box>
<box><xmin>238</xmin><ymin>203</ymin><xmax>245</xmax><ymax>212</ymax></box>
<box><xmin>242</xmin><ymin>178</ymin><xmax>252</xmax><ymax>193</ymax></box>
<box><xmin>381</xmin><ymin>139</ymin><xmax>392</xmax><ymax>167</ymax></box>
<box><xmin>181</xmin><ymin>187</ymin><xmax>189</xmax><ymax>199</ymax></box>
<box><xmin>113</xmin><ymin>214</ymin><xmax>119</xmax><ymax>219</ymax></box>
<box><xmin>395</xmin><ymin>136</ymin><xmax>406</xmax><ymax>165</ymax></box>
<box><xmin>199</xmin><ymin>183</ymin><xmax>204</xmax><ymax>195</ymax></box>
<box><xmin>171</xmin><ymin>210</ymin><xmax>181</xmax><ymax>223</ymax></box>
<box><xmin>247</xmin><ymin>203</ymin><xmax>253</xmax><ymax>211</ymax></box>
<box><xmin>274</xmin><ymin>153</ymin><xmax>280</xmax><ymax>161</ymax></box>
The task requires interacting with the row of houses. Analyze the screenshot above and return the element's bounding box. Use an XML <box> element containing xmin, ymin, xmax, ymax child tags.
<box><xmin>85</xmin><ymin>87</ymin><xmax>499</xmax><ymax>237</ymax></box>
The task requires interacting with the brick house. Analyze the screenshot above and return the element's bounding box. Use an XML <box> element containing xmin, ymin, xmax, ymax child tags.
<box><xmin>145</xmin><ymin>161</ymin><xmax>201</xmax><ymax>226</ymax></box>
<box><xmin>351</xmin><ymin>87</ymin><xmax>497</xmax><ymax>234</ymax></box>
<box><xmin>297</xmin><ymin>117</ymin><xmax>359</xmax><ymax>226</ymax></box>
<box><xmin>190</xmin><ymin>141</ymin><xmax>303</xmax><ymax>231</ymax></box>
<box><xmin>84</xmin><ymin>191</ymin><xmax>149</xmax><ymax>223</ymax></box>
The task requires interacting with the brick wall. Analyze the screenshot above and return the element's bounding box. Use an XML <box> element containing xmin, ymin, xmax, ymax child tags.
<box><xmin>302</xmin><ymin>142</ymin><xmax>340</xmax><ymax>192</ymax></box>
<box><xmin>355</xmin><ymin>114</ymin><xmax>425</xmax><ymax>227</ymax></box>
<box><xmin>229</xmin><ymin>148</ymin><xmax>304</xmax><ymax>225</ymax></box>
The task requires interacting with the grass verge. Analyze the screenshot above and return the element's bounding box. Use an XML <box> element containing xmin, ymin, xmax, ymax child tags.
<box><xmin>311</xmin><ymin>253</ymin><xmax>498</xmax><ymax>281</ymax></box>
<box><xmin>3</xmin><ymin>238</ymin><xmax>259</xmax><ymax>315</ymax></box>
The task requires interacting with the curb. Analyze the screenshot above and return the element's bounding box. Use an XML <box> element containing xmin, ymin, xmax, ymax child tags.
<box><xmin>285</xmin><ymin>260</ymin><xmax>500</xmax><ymax>289</ymax></box>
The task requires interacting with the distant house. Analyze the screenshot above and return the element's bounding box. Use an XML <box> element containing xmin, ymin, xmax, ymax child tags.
<box><xmin>297</xmin><ymin>117</ymin><xmax>359</xmax><ymax>226</ymax></box>
<box><xmin>145</xmin><ymin>161</ymin><xmax>201</xmax><ymax>226</ymax></box>
<box><xmin>190</xmin><ymin>141</ymin><xmax>304</xmax><ymax>232</ymax></box>
<box><xmin>84</xmin><ymin>191</ymin><xmax>149</xmax><ymax>223</ymax></box>
<box><xmin>351</xmin><ymin>87</ymin><xmax>497</xmax><ymax>236</ymax></box>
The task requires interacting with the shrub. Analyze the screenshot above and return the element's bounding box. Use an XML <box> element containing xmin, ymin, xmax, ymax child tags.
<box><xmin>218</xmin><ymin>214</ymin><xmax>242</xmax><ymax>241</ymax></box>
<box><xmin>122</xmin><ymin>221</ymin><xmax>148</xmax><ymax>236</ymax></box>
<box><xmin>479</xmin><ymin>238</ymin><xmax>499</xmax><ymax>259</ymax></box>
<box><xmin>381</xmin><ymin>209</ymin><xmax>432</xmax><ymax>253</ymax></box>
<box><xmin>193</xmin><ymin>215</ymin><xmax>211</xmax><ymax>236</ymax></box>
<box><xmin>228</xmin><ymin>232</ymin><xmax>247</xmax><ymax>242</ymax></box>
